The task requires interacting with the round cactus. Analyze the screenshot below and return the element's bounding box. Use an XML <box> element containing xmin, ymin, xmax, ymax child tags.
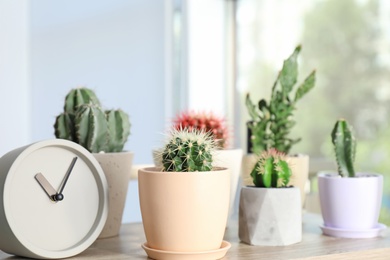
<box><xmin>172</xmin><ymin>111</ymin><xmax>229</xmax><ymax>149</ymax></box>
<box><xmin>161</xmin><ymin>128</ymin><xmax>216</xmax><ymax>172</ymax></box>
<box><xmin>250</xmin><ymin>148</ymin><xmax>292</xmax><ymax>188</ymax></box>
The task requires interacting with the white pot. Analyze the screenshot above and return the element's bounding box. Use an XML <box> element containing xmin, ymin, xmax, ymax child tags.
<box><xmin>241</xmin><ymin>153</ymin><xmax>309</xmax><ymax>207</ymax></box>
<box><xmin>239</xmin><ymin>186</ymin><xmax>302</xmax><ymax>246</ymax></box>
<box><xmin>93</xmin><ymin>151</ymin><xmax>134</xmax><ymax>238</ymax></box>
<box><xmin>212</xmin><ymin>149</ymin><xmax>243</xmax><ymax>220</ymax></box>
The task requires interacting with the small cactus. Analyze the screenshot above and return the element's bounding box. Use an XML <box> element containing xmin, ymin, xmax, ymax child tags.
<box><xmin>172</xmin><ymin>111</ymin><xmax>229</xmax><ymax>149</ymax></box>
<box><xmin>54</xmin><ymin>87</ymin><xmax>131</xmax><ymax>153</ymax></box>
<box><xmin>161</xmin><ymin>128</ymin><xmax>216</xmax><ymax>172</ymax></box>
<box><xmin>250</xmin><ymin>148</ymin><xmax>292</xmax><ymax>188</ymax></box>
<box><xmin>331</xmin><ymin>119</ymin><xmax>356</xmax><ymax>177</ymax></box>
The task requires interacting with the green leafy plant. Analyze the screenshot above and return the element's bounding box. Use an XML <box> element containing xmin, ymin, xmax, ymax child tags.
<box><xmin>54</xmin><ymin>87</ymin><xmax>131</xmax><ymax>153</ymax></box>
<box><xmin>246</xmin><ymin>45</ymin><xmax>316</xmax><ymax>154</ymax></box>
<box><xmin>172</xmin><ymin>111</ymin><xmax>229</xmax><ymax>149</ymax></box>
<box><xmin>331</xmin><ymin>118</ymin><xmax>356</xmax><ymax>177</ymax></box>
<box><xmin>161</xmin><ymin>128</ymin><xmax>216</xmax><ymax>172</ymax></box>
<box><xmin>250</xmin><ymin>148</ymin><xmax>292</xmax><ymax>188</ymax></box>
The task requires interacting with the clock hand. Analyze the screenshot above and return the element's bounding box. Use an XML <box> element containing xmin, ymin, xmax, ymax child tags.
<box><xmin>35</xmin><ymin>173</ymin><xmax>57</xmax><ymax>201</ymax></box>
<box><xmin>52</xmin><ymin>157</ymin><xmax>78</xmax><ymax>201</ymax></box>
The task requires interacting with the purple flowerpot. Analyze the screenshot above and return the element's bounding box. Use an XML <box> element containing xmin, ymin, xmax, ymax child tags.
<box><xmin>318</xmin><ymin>172</ymin><xmax>383</xmax><ymax>230</ymax></box>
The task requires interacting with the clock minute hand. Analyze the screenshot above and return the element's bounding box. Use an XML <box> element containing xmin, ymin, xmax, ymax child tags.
<box><xmin>53</xmin><ymin>157</ymin><xmax>78</xmax><ymax>202</ymax></box>
<box><xmin>35</xmin><ymin>173</ymin><xmax>57</xmax><ymax>201</ymax></box>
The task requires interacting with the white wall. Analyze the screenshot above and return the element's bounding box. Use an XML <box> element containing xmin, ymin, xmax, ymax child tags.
<box><xmin>0</xmin><ymin>1</ymin><xmax>31</xmax><ymax>156</ymax></box>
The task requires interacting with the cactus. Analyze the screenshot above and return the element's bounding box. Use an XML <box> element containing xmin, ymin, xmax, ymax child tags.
<box><xmin>161</xmin><ymin>128</ymin><xmax>216</xmax><ymax>172</ymax></box>
<box><xmin>246</xmin><ymin>45</ymin><xmax>316</xmax><ymax>154</ymax></box>
<box><xmin>54</xmin><ymin>87</ymin><xmax>131</xmax><ymax>153</ymax></box>
<box><xmin>331</xmin><ymin>119</ymin><xmax>356</xmax><ymax>177</ymax></box>
<box><xmin>172</xmin><ymin>111</ymin><xmax>229</xmax><ymax>149</ymax></box>
<box><xmin>250</xmin><ymin>148</ymin><xmax>292</xmax><ymax>188</ymax></box>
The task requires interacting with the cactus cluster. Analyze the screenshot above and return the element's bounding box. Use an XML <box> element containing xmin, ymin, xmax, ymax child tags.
<box><xmin>331</xmin><ymin>119</ymin><xmax>356</xmax><ymax>177</ymax></box>
<box><xmin>173</xmin><ymin>111</ymin><xmax>229</xmax><ymax>149</ymax></box>
<box><xmin>250</xmin><ymin>148</ymin><xmax>292</xmax><ymax>188</ymax></box>
<box><xmin>161</xmin><ymin>128</ymin><xmax>216</xmax><ymax>172</ymax></box>
<box><xmin>246</xmin><ymin>45</ymin><xmax>316</xmax><ymax>154</ymax></box>
<box><xmin>54</xmin><ymin>87</ymin><xmax>131</xmax><ymax>153</ymax></box>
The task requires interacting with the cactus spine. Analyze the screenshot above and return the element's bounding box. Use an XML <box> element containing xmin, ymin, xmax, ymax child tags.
<box><xmin>331</xmin><ymin>119</ymin><xmax>356</xmax><ymax>177</ymax></box>
<box><xmin>246</xmin><ymin>45</ymin><xmax>316</xmax><ymax>154</ymax></box>
<box><xmin>54</xmin><ymin>87</ymin><xmax>131</xmax><ymax>153</ymax></box>
<box><xmin>250</xmin><ymin>148</ymin><xmax>292</xmax><ymax>188</ymax></box>
<box><xmin>161</xmin><ymin>129</ymin><xmax>215</xmax><ymax>172</ymax></box>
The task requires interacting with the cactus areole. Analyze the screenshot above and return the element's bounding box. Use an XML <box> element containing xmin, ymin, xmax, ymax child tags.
<box><xmin>250</xmin><ymin>148</ymin><xmax>292</xmax><ymax>188</ymax></box>
<box><xmin>331</xmin><ymin>119</ymin><xmax>356</xmax><ymax>178</ymax></box>
<box><xmin>245</xmin><ymin>45</ymin><xmax>316</xmax><ymax>155</ymax></box>
<box><xmin>54</xmin><ymin>87</ymin><xmax>131</xmax><ymax>153</ymax></box>
<box><xmin>161</xmin><ymin>129</ymin><xmax>216</xmax><ymax>172</ymax></box>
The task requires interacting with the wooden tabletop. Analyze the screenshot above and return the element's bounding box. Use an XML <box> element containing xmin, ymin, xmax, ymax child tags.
<box><xmin>0</xmin><ymin>213</ymin><xmax>389</xmax><ymax>259</ymax></box>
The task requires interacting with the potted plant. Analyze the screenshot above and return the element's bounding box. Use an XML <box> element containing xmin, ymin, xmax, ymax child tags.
<box><xmin>54</xmin><ymin>87</ymin><xmax>133</xmax><ymax>238</ymax></box>
<box><xmin>139</xmin><ymin>128</ymin><xmax>231</xmax><ymax>259</ymax></box>
<box><xmin>239</xmin><ymin>148</ymin><xmax>302</xmax><ymax>246</ymax></box>
<box><xmin>318</xmin><ymin>119</ymin><xmax>385</xmax><ymax>238</ymax></box>
<box><xmin>156</xmin><ymin>110</ymin><xmax>243</xmax><ymax>222</ymax></box>
<box><xmin>244</xmin><ymin>45</ymin><xmax>316</xmax><ymax>207</ymax></box>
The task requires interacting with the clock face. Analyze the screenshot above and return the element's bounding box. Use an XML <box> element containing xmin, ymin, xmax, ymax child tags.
<box><xmin>0</xmin><ymin>140</ymin><xmax>108</xmax><ymax>259</ymax></box>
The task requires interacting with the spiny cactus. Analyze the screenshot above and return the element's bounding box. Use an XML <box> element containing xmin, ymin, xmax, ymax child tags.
<box><xmin>161</xmin><ymin>129</ymin><xmax>216</xmax><ymax>172</ymax></box>
<box><xmin>54</xmin><ymin>87</ymin><xmax>131</xmax><ymax>153</ymax></box>
<box><xmin>172</xmin><ymin>111</ymin><xmax>229</xmax><ymax>149</ymax></box>
<box><xmin>250</xmin><ymin>148</ymin><xmax>292</xmax><ymax>188</ymax></box>
<box><xmin>246</xmin><ymin>45</ymin><xmax>316</xmax><ymax>154</ymax></box>
<box><xmin>331</xmin><ymin>119</ymin><xmax>356</xmax><ymax>177</ymax></box>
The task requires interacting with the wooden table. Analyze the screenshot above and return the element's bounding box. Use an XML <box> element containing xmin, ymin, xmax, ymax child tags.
<box><xmin>0</xmin><ymin>213</ymin><xmax>389</xmax><ymax>259</ymax></box>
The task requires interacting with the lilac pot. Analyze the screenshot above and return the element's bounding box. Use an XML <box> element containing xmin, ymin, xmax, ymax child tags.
<box><xmin>318</xmin><ymin>172</ymin><xmax>383</xmax><ymax>230</ymax></box>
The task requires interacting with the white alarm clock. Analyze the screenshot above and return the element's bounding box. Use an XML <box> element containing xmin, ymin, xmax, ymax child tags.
<box><xmin>0</xmin><ymin>139</ymin><xmax>108</xmax><ymax>259</ymax></box>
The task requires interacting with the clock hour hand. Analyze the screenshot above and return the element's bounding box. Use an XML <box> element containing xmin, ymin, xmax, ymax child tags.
<box><xmin>52</xmin><ymin>157</ymin><xmax>78</xmax><ymax>201</ymax></box>
<box><xmin>35</xmin><ymin>173</ymin><xmax>57</xmax><ymax>201</ymax></box>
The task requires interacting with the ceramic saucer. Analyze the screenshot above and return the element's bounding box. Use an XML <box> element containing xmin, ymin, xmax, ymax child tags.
<box><xmin>141</xmin><ymin>241</ymin><xmax>231</xmax><ymax>260</ymax></box>
<box><xmin>320</xmin><ymin>223</ymin><xmax>387</xmax><ymax>238</ymax></box>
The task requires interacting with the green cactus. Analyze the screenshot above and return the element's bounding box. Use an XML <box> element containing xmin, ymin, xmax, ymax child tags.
<box><xmin>161</xmin><ymin>129</ymin><xmax>215</xmax><ymax>172</ymax></box>
<box><xmin>246</xmin><ymin>45</ymin><xmax>316</xmax><ymax>154</ymax></box>
<box><xmin>106</xmin><ymin>109</ymin><xmax>131</xmax><ymax>152</ymax></box>
<box><xmin>250</xmin><ymin>148</ymin><xmax>292</xmax><ymax>188</ymax></box>
<box><xmin>331</xmin><ymin>119</ymin><xmax>356</xmax><ymax>177</ymax></box>
<box><xmin>54</xmin><ymin>87</ymin><xmax>131</xmax><ymax>153</ymax></box>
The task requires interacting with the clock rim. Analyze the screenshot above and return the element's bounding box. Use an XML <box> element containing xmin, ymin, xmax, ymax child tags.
<box><xmin>0</xmin><ymin>139</ymin><xmax>108</xmax><ymax>259</ymax></box>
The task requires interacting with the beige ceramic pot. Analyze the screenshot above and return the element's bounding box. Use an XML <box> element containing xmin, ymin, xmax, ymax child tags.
<box><xmin>138</xmin><ymin>167</ymin><xmax>230</xmax><ymax>252</ymax></box>
<box><xmin>241</xmin><ymin>153</ymin><xmax>309</xmax><ymax>207</ymax></box>
<box><xmin>93</xmin><ymin>151</ymin><xmax>134</xmax><ymax>238</ymax></box>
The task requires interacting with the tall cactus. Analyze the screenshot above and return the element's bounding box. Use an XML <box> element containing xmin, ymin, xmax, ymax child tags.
<box><xmin>54</xmin><ymin>87</ymin><xmax>131</xmax><ymax>153</ymax></box>
<box><xmin>246</xmin><ymin>45</ymin><xmax>316</xmax><ymax>154</ymax></box>
<box><xmin>250</xmin><ymin>148</ymin><xmax>292</xmax><ymax>188</ymax></box>
<box><xmin>331</xmin><ymin>119</ymin><xmax>356</xmax><ymax>177</ymax></box>
<box><xmin>161</xmin><ymin>129</ymin><xmax>215</xmax><ymax>172</ymax></box>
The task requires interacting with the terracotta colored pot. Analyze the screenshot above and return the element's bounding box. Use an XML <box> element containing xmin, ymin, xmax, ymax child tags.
<box><xmin>241</xmin><ymin>153</ymin><xmax>309</xmax><ymax>207</ymax></box>
<box><xmin>138</xmin><ymin>167</ymin><xmax>230</xmax><ymax>252</ymax></box>
<box><xmin>318</xmin><ymin>172</ymin><xmax>383</xmax><ymax>230</ymax></box>
<box><xmin>93</xmin><ymin>151</ymin><xmax>134</xmax><ymax>238</ymax></box>
<box><xmin>239</xmin><ymin>186</ymin><xmax>302</xmax><ymax>246</ymax></box>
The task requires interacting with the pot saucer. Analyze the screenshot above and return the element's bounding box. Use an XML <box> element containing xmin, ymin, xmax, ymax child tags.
<box><xmin>320</xmin><ymin>223</ymin><xmax>387</xmax><ymax>238</ymax></box>
<box><xmin>141</xmin><ymin>241</ymin><xmax>231</xmax><ymax>260</ymax></box>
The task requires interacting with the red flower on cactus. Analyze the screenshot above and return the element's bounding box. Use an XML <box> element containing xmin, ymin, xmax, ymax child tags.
<box><xmin>173</xmin><ymin>111</ymin><xmax>229</xmax><ymax>149</ymax></box>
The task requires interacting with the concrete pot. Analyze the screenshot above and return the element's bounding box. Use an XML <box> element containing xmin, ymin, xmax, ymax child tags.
<box><xmin>318</xmin><ymin>172</ymin><xmax>383</xmax><ymax>230</ymax></box>
<box><xmin>93</xmin><ymin>151</ymin><xmax>134</xmax><ymax>238</ymax></box>
<box><xmin>239</xmin><ymin>186</ymin><xmax>302</xmax><ymax>246</ymax></box>
<box><xmin>212</xmin><ymin>148</ymin><xmax>243</xmax><ymax>220</ymax></box>
<box><xmin>241</xmin><ymin>153</ymin><xmax>309</xmax><ymax>207</ymax></box>
<box><xmin>138</xmin><ymin>167</ymin><xmax>230</xmax><ymax>252</ymax></box>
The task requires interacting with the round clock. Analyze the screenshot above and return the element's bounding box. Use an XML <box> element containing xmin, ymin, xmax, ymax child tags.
<box><xmin>0</xmin><ymin>139</ymin><xmax>108</xmax><ymax>259</ymax></box>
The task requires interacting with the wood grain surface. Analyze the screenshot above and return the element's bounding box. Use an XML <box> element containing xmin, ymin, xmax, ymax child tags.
<box><xmin>0</xmin><ymin>213</ymin><xmax>388</xmax><ymax>259</ymax></box>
